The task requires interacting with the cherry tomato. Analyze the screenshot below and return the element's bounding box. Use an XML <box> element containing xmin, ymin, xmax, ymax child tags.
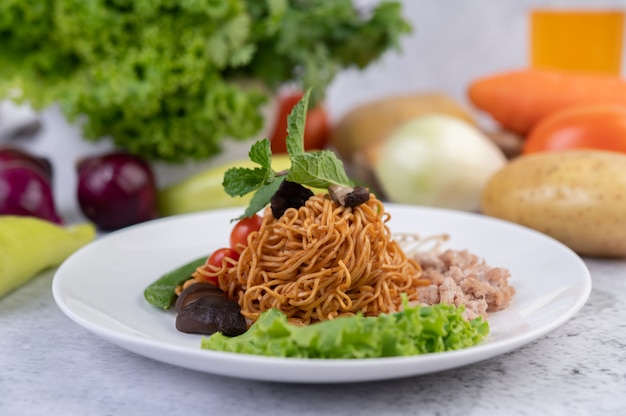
<box><xmin>269</xmin><ymin>91</ymin><xmax>331</xmax><ymax>154</ymax></box>
<box><xmin>206</xmin><ymin>248</ymin><xmax>240</xmax><ymax>269</ymax></box>
<box><xmin>230</xmin><ymin>214</ymin><xmax>263</xmax><ymax>250</ymax></box>
<box><xmin>523</xmin><ymin>104</ymin><xmax>626</xmax><ymax>154</ymax></box>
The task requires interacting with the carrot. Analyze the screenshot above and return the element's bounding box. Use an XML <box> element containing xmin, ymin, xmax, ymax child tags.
<box><xmin>467</xmin><ymin>69</ymin><xmax>626</xmax><ymax>134</ymax></box>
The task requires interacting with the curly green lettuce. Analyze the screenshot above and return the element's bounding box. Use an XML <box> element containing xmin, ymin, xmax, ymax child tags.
<box><xmin>201</xmin><ymin>301</ymin><xmax>489</xmax><ymax>359</ymax></box>
<box><xmin>0</xmin><ymin>0</ymin><xmax>411</xmax><ymax>162</ymax></box>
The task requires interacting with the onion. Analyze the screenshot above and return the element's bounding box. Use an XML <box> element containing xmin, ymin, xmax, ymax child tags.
<box><xmin>0</xmin><ymin>146</ymin><xmax>53</xmax><ymax>182</ymax></box>
<box><xmin>77</xmin><ymin>152</ymin><xmax>158</xmax><ymax>230</ymax></box>
<box><xmin>0</xmin><ymin>161</ymin><xmax>62</xmax><ymax>224</ymax></box>
<box><xmin>371</xmin><ymin>115</ymin><xmax>507</xmax><ymax>211</ymax></box>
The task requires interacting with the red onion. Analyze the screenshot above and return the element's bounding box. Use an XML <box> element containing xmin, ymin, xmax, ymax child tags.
<box><xmin>76</xmin><ymin>152</ymin><xmax>158</xmax><ymax>230</ymax></box>
<box><xmin>0</xmin><ymin>146</ymin><xmax>53</xmax><ymax>182</ymax></box>
<box><xmin>0</xmin><ymin>161</ymin><xmax>62</xmax><ymax>224</ymax></box>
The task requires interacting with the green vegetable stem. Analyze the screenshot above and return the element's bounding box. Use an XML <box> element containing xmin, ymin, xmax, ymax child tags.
<box><xmin>0</xmin><ymin>1</ymin><xmax>411</xmax><ymax>162</ymax></box>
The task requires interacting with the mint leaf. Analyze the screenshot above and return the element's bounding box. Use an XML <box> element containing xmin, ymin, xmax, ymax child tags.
<box><xmin>223</xmin><ymin>89</ymin><xmax>356</xmax><ymax>219</ymax></box>
<box><xmin>287</xmin><ymin>150</ymin><xmax>353</xmax><ymax>188</ymax></box>
<box><xmin>285</xmin><ymin>88</ymin><xmax>311</xmax><ymax>156</ymax></box>
<box><xmin>224</xmin><ymin>139</ymin><xmax>275</xmax><ymax>198</ymax></box>
<box><xmin>249</xmin><ymin>138</ymin><xmax>272</xmax><ymax>170</ymax></box>
<box><xmin>223</xmin><ymin>167</ymin><xmax>268</xmax><ymax>197</ymax></box>
<box><xmin>236</xmin><ymin>177</ymin><xmax>285</xmax><ymax>220</ymax></box>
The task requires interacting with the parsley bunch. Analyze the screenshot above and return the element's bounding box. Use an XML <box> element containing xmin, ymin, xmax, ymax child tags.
<box><xmin>223</xmin><ymin>89</ymin><xmax>352</xmax><ymax>219</ymax></box>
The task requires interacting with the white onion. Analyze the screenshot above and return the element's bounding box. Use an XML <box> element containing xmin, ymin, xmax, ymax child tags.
<box><xmin>374</xmin><ymin>114</ymin><xmax>506</xmax><ymax>211</ymax></box>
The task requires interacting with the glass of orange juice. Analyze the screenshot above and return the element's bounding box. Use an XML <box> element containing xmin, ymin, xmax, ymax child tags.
<box><xmin>530</xmin><ymin>9</ymin><xmax>625</xmax><ymax>75</ymax></box>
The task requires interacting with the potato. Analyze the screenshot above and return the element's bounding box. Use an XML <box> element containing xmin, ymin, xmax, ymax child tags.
<box><xmin>481</xmin><ymin>150</ymin><xmax>626</xmax><ymax>257</ymax></box>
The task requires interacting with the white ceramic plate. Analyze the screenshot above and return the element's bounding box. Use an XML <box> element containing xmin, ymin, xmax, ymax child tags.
<box><xmin>52</xmin><ymin>205</ymin><xmax>591</xmax><ymax>383</ymax></box>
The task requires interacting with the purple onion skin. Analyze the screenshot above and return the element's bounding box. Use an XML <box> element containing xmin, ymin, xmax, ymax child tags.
<box><xmin>0</xmin><ymin>147</ymin><xmax>53</xmax><ymax>183</ymax></box>
<box><xmin>77</xmin><ymin>152</ymin><xmax>158</xmax><ymax>231</ymax></box>
<box><xmin>0</xmin><ymin>162</ymin><xmax>63</xmax><ymax>224</ymax></box>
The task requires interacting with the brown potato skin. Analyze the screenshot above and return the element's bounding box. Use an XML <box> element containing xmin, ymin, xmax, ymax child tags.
<box><xmin>481</xmin><ymin>150</ymin><xmax>626</xmax><ymax>257</ymax></box>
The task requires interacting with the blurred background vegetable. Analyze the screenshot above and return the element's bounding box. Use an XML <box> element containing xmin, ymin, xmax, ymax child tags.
<box><xmin>158</xmin><ymin>154</ymin><xmax>292</xmax><ymax>216</ymax></box>
<box><xmin>329</xmin><ymin>93</ymin><xmax>476</xmax><ymax>163</ymax></box>
<box><xmin>269</xmin><ymin>90</ymin><xmax>331</xmax><ymax>154</ymax></box>
<box><xmin>76</xmin><ymin>152</ymin><xmax>158</xmax><ymax>230</ymax></box>
<box><xmin>468</xmin><ymin>68</ymin><xmax>626</xmax><ymax>135</ymax></box>
<box><xmin>482</xmin><ymin>150</ymin><xmax>626</xmax><ymax>257</ymax></box>
<box><xmin>0</xmin><ymin>216</ymin><xmax>95</xmax><ymax>298</ymax></box>
<box><xmin>0</xmin><ymin>146</ymin><xmax>52</xmax><ymax>180</ymax></box>
<box><xmin>367</xmin><ymin>115</ymin><xmax>506</xmax><ymax>211</ymax></box>
<box><xmin>0</xmin><ymin>147</ymin><xmax>62</xmax><ymax>223</ymax></box>
<box><xmin>0</xmin><ymin>0</ymin><xmax>410</xmax><ymax>163</ymax></box>
<box><xmin>523</xmin><ymin>104</ymin><xmax>626</xmax><ymax>154</ymax></box>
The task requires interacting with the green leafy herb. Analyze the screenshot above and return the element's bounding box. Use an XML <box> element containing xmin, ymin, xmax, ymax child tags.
<box><xmin>223</xmin><ymin>139</ymin><xmax>276</xmax><ymax>198</ymax></box>
<box><xmin>285</xmin><ymin>91</ymin><xmax>309</xmax><ymax>156</ymax></box>
<box><xmin>287</xmin><ymin>151</ymin><xmax>353</xmax><ymax>188</ymax></box>
<box><xmin>0</xmin><ymin>1</ymin><xmax>411</xmax><ymax>162</ymax></box>
<box><xmin>240</xmin><ymin>177</ymin><xmax>285</xmax><ymax>219</ymax></box>
<box><xmin>201</xmin><ymin>299</ymin><xmax>490</xmax><ymax>358</ymax></box>
<box><xmin>222</xmin><ymin>89</ymin><xmax>353</xmax><ymax>219</ymax></box>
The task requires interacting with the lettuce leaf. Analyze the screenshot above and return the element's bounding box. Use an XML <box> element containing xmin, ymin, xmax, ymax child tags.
<box><xmin>201</xmin><ymin>301</ymin><xmax>489</xmax><ymax>359</ymax></box>
<box><xmin>0</xmin><ymin>0</ymin><xmax>411</xmax><ymax>162</ymax></box>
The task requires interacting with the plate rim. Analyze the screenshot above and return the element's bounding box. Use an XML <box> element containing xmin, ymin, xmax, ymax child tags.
<box><xmin>52</xmin><ymin>204</ymin><xmax>592</xmax><ymax>383</ymax></box>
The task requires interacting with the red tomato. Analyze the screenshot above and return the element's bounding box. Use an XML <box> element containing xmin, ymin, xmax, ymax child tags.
<box><xmin>523</xmin><ymin>104</ymin><xmax>626</xmax><ymax>154</ymax></box>
<box><xmin>270</xmin><ymin>91</ymin><xmax>331</xmax><ymax>154</ymax></box>
<box><xmin>206</xmin><ymin>248</ymin><xmax>240</xmax><ymax>269</ymax></box>
<box><xmin>230</xmin><ymin>214</ymin><xmax>263</xmax><ymax>250</ymax></box>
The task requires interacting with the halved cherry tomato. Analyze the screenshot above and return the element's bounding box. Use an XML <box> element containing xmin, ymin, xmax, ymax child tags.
<box><xmin>230</xmin><ymin>214</ymin><xmax>263</xmax><ymax>250</ymax></box>
<box><xmin>206</xmin><ymin>248</ymin><xmax>240</xmax><ymax>269</ymax></box>
<box><xmin>269</xmin><ymin>91</ymin><xmax>331</xmax><ymax>154</ymax></box>
<box><xmin>523</xmin><ymin>104</ymin><xmax>626</xmax><ymax>154</ymax></box>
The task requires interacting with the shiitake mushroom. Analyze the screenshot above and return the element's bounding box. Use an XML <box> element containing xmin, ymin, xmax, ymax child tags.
<box><xmin>328</xmin><ymin>185</ymin><xmax>370</xmax><ymax>207</ymax></box>
<box><xmin>175</xmin><ymin>282</ymin><xmax>247</xmax><ymax>337</ymax></box>
<box><xmin>270</xmin><ymin>180</ymin><xmax>314</xmax><ymax>218</ymax></box>
<box><xmin>174</xmin><ymin>282</ymin><xmax>224</xmax><ymax>313</ymax></box>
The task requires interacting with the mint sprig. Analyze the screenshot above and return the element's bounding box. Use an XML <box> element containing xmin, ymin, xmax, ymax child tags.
<box><xmin>222</xmin><ymin>88</ymin><xmax>353</xmax><ymax>219</ymax></box>
<box><xmin>287</xmin><ymin>151</ymin><xmax>352</xmax><ymax>188</ymax></box>
<box><xmin>223</xmin><ymin>139</ymin><xmax>275</xmax><ymax>197</ymax></box>
<box><xmin>285</xmin><ymin>90</ymin><xmax>308</xmax><ymax>156</ymax></box>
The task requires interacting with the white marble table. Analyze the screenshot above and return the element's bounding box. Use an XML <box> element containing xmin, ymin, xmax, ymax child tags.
<box><xmin>2</xmin><ymin>256</ymin><xmax>624</xmax><ymax>416</ymax></box>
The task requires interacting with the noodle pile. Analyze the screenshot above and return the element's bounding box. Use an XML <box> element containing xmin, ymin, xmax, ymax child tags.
<box><xmin>192</xmin><ymin>194</ymin><xmax>429</xmax><ymax>325</ymax></box>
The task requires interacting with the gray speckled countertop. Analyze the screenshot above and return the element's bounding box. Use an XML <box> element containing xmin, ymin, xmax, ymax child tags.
<box><xmin>2</xmin><ymin>257</ymin><xmax>625</xmax><ymax>416</ymax></box>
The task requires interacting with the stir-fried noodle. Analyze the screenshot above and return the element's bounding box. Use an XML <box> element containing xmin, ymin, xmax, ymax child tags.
<box><xmin>192</xmin><ymin>194</ymin><xmax>429</xmax><ymax>325</ymax></box>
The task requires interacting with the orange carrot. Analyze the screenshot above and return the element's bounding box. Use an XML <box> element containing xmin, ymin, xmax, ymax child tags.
<box><xmin>467</xmin><ymin>69</ymin><xmax>626</xmax><ymax>134</ymax></box>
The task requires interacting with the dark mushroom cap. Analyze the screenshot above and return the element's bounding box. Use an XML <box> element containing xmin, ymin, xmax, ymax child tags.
<box><xmin>329</xmin><ymin>185</ymin><xmax>370</xmax><ymax>207</ymax></box>
<box><xmin>175</xmin><ymin>282</ymin><xmax>224</xmax><ymax>313</ymax></box>
<box><xmin>270</xmin><ymin>180</ymin><xmax>314</xmax><ymax>218</ymax></box>
<box><xmin>175</xmin><ymin>296</ymin><xmax>247</xmax><ymax>337</ymax></box>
